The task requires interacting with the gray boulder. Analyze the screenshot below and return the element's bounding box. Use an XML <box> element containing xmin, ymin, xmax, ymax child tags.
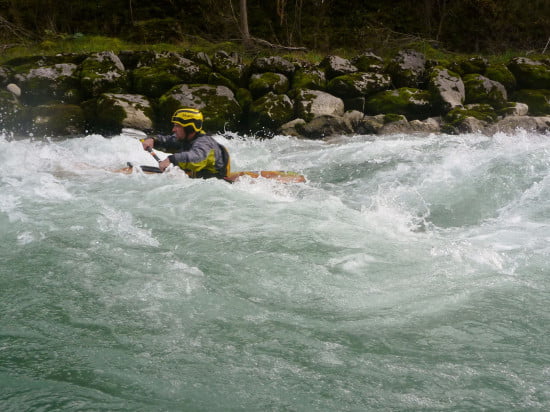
<box><xmin>212</xmin><ymin>51</ymin><xmax>249</xmax><ymax>88</ymax></box>
<box><xmin>327</xmin><ymin>72</ymin><xmax>391</xmax><ymax>98</ymax></box>
<box><xmin>248</xmin><ymin>92</ymin><xmax>294</xmax><ymax>133</ymax></box>
<box><xmin>132</xmin><ymin>52</ymin><xmax>210</xmax><ymax>97</ymax></box>
<box><xmin>12</xmin><ymin>63</ymin><xmax>80</xmax><ymax>105</ymax></box>
<box><xmin>248</xmin><ymin>72</ymin><xmax>290</xmax><ymax>99</ymax></box>
<box><xmin>351</xmin><ymin>52</ymin><xmax>385</xmax><ymax>73</ymax></box>
<box><xmin>500</xmin><ymin>102</ymin><xmax>529</xmax><ymax>117</ymax></box>
<box><xmin>319</xmin><ymin>55</ymin><xmax>357</xmax><ymax>80</ymax></box>
<box><xmin>293</xmin><ymin>89</ymin><xmax>344</xmax><ymax>122</ymax></box>
<box><xmin>278</xmin><ymin>118</ymin><xmax>307</xmax><ymax>137</ymax></box>
<box><xmin>295</xmin><ymin>114</ymin><xmax>354</xmax><ymax>139</ymax></box>
<box><xmin>428</xmin><ymin>66</ymin><xmax>465</xmax><ymax>113</ymax></box>
<box><xmin>250</xmin><ymin>56</ymin><xmax>295</xmax><ymax>77</ymax></box>
<box><xmin>91</xmin><ymin>93</ymin><xmax>154</xmax><ymax>132</ymax></box>
<box><xmin>463</xmin><ymin>74</ymin><xmax>508</xmax><ymax>109</ymax></box>
<box><xmin>490</xmin><ymin>115</ymin><xmax>550</xmax><ymax>134</ymax></box>
<box><xmin>386</xmin><ymin>50</ymin><xmax>427</xmax><ymax>88</ymax></box>
<box><xmin>80</xmin><ymin>51</ymin><xmax>129</xmax><ymax>97</ymax></box>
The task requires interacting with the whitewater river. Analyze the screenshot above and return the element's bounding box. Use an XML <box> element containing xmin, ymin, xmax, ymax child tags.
<box><xmin>1</xmin><ymin>128</ymin><xmax>549</xmax><ymax>410</ymax></box>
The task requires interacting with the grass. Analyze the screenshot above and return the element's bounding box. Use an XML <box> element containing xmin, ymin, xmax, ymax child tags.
<box><xmin>0</xmin><ymin>33</ymin><xmax>539</xmax><ymax>66</ymax></box>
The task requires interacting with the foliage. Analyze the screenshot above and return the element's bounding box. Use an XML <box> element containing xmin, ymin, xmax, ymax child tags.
<box><xmin>0</xmin><ymin>0</ymin><xmax>548</xmax><ymax>58</ymax></box>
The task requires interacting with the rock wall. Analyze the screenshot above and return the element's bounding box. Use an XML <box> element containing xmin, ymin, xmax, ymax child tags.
<box><xmin>0</xmin><ymin>49</ymin><xmax>549</xmax><ymax>138</ymax></box>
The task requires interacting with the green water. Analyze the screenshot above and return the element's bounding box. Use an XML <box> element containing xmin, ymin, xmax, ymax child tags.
<box><xmin>1</xmin><ymin>130</ymin><xmax>549</xmax><ymax>410</ymax></box>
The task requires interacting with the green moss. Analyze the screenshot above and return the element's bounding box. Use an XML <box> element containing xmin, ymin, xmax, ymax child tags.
<box><xmin>383</xmin><ymin>113</ymin><xmax>404</xmax><ymax>124</ymax></box>
<box><xmin>513</xmin><ymin>89</ymin><xmax>550</xmax><ymax>115</ymax></box>
<box><xmin>448</xmin><ymin>57</ymin><xmax>488</xmax><ymax>76</ymax></box>
<box><xmin>95</xmin><ymin>95</ymin><xmax>127</xmax><ymax>131</ymax></box>
<box><xmin>248</xmin><ymin>72</ymin><xmax>289</xmax><ymax>99</ymax></box>
<box><xmin>365</xmin><ymin>87</ymin><xmax>433</xmax><ymax>120</ymax></box>
<box><xmin>327</xmin><ymin>72</ymin><xmax>391</xmax><ymax>98</ymax></box>
<box><xmin>132</xmin><ymin>65</ymin><xmax>181</xmax><ymax>97</ymax></box>
<box><xmin>249</xmin><ymin>92</ymin><xmax>294</xmax><ymax>131</ymax></box>
<box><xmin>508</xmin><ymin>58</ymin><xmax>550</xmax><ymax>89</ymax></box>
<box><xmin>208</xmin><ymin>72</ymin><xmax>238</xmax><ymax>92</ymax></box>
<box><xmin>484</xmin><ymin>64</ymin><xmax>516</xmax><ymax>92</ymax></box>
<box><xmin>235</xmin><ymin>88</ymin><xmax>252</xmax><ymax>112</ymax></box>
<box><xmin>463</xmin><ymin>74</ymin><xmax>507</xmax><ymax>109</ymax></box>
<box><xmin>291</xmin><ymin>68</ymin><xmax>326</xmax><ymax>91</ymax></box>
<box><xmin>80</xmin><ymin>52</ymin><xmax>129</xmax><ymax>97</ymax></box>
<box><xmin>444</xmin><ymin>104</ymin><xmax>498</xmax><ymax>125</ymax></box>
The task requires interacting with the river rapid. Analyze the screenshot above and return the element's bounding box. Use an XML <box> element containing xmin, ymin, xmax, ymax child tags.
<box><xmin>1</xmin><ymin>128</ymin><xmax>549</xmax><ymax>411</ymax></box>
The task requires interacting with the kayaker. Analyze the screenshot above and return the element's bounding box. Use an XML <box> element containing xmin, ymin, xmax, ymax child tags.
<box><xmin>141</xmin><ymin>108</ymin><xmax>230</xmax><ymax>179</ymax></box>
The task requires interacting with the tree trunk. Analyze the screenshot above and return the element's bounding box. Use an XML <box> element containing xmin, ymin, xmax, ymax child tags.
<box><xmin>239</xmin><ymin>0</ymin><xmax>253</xmax><ymax>48</ymax></box>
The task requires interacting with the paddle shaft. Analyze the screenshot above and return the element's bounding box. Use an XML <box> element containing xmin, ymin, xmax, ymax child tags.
<box><xmin>146</xmin><ymin>146</ymin><xmax>162</xmax><ymax>163</ymax></box>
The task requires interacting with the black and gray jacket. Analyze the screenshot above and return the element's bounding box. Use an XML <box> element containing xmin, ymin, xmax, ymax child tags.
<box><xmin>153</xmin><ymin>132</ymin><xmax>230</xmax><ymax>178</ymax></box>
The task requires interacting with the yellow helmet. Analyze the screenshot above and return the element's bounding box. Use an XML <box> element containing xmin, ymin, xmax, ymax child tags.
<box><xmin>171</xmin><ymin>108</ymin><xmax>204</xmax><ymax>132</ymax></box>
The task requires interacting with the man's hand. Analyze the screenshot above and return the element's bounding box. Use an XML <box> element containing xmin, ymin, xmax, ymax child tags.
<box><xmin>141</xmin><ymin>137</ymin><xmax>154</xmax><ymax>151</ymax></box>
<box><xmin>158</xmin><ymin>158</ymin><xmax>171</xmax><ymax>172</ymax></box>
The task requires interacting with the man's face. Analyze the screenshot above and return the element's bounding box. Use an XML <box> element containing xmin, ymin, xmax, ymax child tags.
<box><xmin>172</xmin><ymin>124</ymin><xmax>186</xmax><ymax>140</ymax></box>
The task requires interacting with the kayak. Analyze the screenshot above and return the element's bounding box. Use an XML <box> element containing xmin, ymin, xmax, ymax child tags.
<box><xmin>116</xmin><ymin>163</ymin><xmax>306</xmax><ymax>183</ymax></box>
<box><xmin>225</xmin><ymin>170</ymin><xmax>306</xmax><ymax>183</ymax></box>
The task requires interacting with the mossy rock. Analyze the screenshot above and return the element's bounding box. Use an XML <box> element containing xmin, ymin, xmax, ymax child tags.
<box><xmin>444</xmin><ymin>104</ymin><xmax>498</xmax><ymax>125</ymax></box>
<box><xmin>235</xmin><ymin>88</ymin><xmax>253</xmax><ymax>112</ymax></box>
<box><xmin>385</xmin><ymin>49</ymin><xmax>427</xmax><ymax>88</ymax></box>
<box><xmin>428</xmin><ymin>66</ymin><xmax>465</xmax><ymax>113</ymax></box>
<box><xmin>132</xmin><ymin>66</ymin><xmax>182</xmax><ymax>98</ymax></box>
<box><xmin>250</xmin><ymin>56</ymin><xmax>295</xmax><ymax>76</ymax></box>
<box><xmin>463</xmin><ymin>74</ymin><xmax>507</xmax><ymax>109</ymax></box>
<box><xmin>292</xmin><ymin>88</ymin><xmax>344</xmax><ymax>122</ymax></box>
<box><xmin>512</xmin><ymin>89</ymin><xmax>550</xmax><ymax>115</ymax></box>
<box><xmin>448</xmin><ymin>56</ymin><xmax>488</xmax><ymax>76</ymax></box>
<box><xmin>212</xmin><ymin>51</ymin><xmax>249</xmax><ymax>88</ymax></box>
<box><xmin>365</xmin><ymin>87</ymin><xmax>434</xmax><ymax>120</ymax></box>
<box><xmin>131</xmin><ymin>52</ymin><xmax>211</xmax><ymax>98</ymax></box>
<box><xmin>158</xmin><ymin>84</ymin><xmax>242</xmax><ymax>133</ymax></box>
<box><xmin>92</xmin><ymin>93</ymin><xmax>154</xmax><ymax>132</ymax></box>
<box><xmin>484</xmin><ymin>64</ymin><xmax>516</xmax><ymax>93</ymax></box>
<box><xmin>248</xmin><ymin>72</ymin><xmax>290</xmax><ymax>99</ymax></box>
<box><xmin>12</xmin><ymin>63</ymin><xmax>80</xmax><ymax>105</ymax></box>
<box><xmin>248</xmin><ymin>92</ymin><xmax>295</xmax><ymax>133</ymax></box>
<box><xmin>29</xmin><ymin>104</ymin><xmax>85</xmax><ymax>136</ymax></box>
<box><xmin>383</xmin><ymin>113</ymin><xmax>406</xmax><ymax>124</ymax></box>
<box><xmin>208</xmin><ymin>72</ymin><xmax>238</xmax><ymax>93</ymax></box>
<box><xmin>351</xmin><ymin>52</ymin><xmax>385</xmax><ymax>72</ymax></box>
<box><xmin>508</xmin><ymin>57</ymin><xmax>550</xmax><ymax>89</ymax></box>
<box><xmin>326</xmin><ymin>72</ymin><xmax>391</xmax><ymax>99</ymax></box>
<box><xmin>291</xmin><ymin>67</ymin><xmax>326</xmax><ymax>91</ymax></box>
<box><xmin>80</xmin><ymin>51</ymin><xmax>129</xmax><ymax>97</ymax></box>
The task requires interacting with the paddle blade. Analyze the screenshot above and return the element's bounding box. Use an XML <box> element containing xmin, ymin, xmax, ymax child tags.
<box><xmin>122</xmin><ymin>128</ymin><xmax>148</xmax><ymax>140</ymax></box>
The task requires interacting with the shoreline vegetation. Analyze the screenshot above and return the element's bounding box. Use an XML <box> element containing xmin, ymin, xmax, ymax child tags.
<box><xmin>0</xmin><ymin>35</ymin><xmax>549</xmax><ymax>139</ymax></box>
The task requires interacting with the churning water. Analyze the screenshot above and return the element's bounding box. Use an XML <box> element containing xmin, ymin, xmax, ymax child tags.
<box><xmin>1</xmin><ymin>128</ymin><xmax>549</xmax><ymax>410</ymax></box>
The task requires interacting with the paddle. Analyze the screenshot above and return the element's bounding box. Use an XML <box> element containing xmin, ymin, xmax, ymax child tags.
<box><xmin>121</xmin><ymin>128</ymin><xmax>164</xmax><ymax>173</ymax></box>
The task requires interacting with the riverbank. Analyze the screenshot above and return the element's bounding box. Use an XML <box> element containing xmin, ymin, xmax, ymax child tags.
<box><xmin>0</xmin><ymin>47</ymin><xmax>549</xmax><ymax>138</ymax></box>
